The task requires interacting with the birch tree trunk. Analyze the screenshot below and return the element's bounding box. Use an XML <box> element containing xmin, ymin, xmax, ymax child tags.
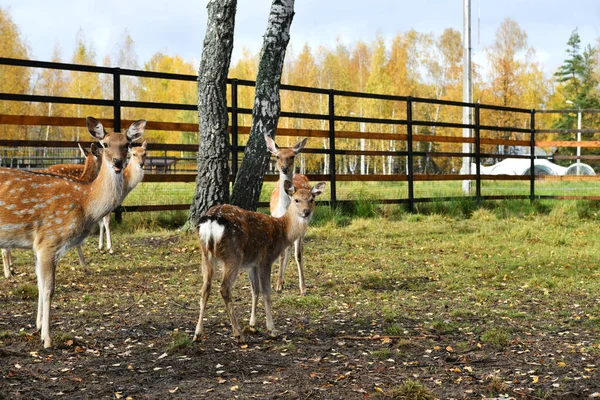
<box><xmin>186</xmin><ymin>0</ymin><xmax>237</xmax><ymax>229</ymax></box>
<box><xmin>230</xmin><ymin>0</ymin><xmax>295</xmax><ymax>210</ymax></box>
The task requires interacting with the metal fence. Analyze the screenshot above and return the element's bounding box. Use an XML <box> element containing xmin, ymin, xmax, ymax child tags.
<box><xmin>1</xmin><ymin>57</ymin><xmax>599</xmax><ymax>215</ymax></box>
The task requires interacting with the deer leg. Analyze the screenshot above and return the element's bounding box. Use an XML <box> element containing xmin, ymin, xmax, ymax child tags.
<box><xmin>294</xmin><ymin>236</ymin><xmax>306</xmax><ymax>295</ymax></box>
<box><xmin>2</xmin><ymin>249</ymin><xmax>12</xmax><ymax>279</ymax></box>
<box><xmin>220</xmin><ymin>261</ymin><xmax>244</xmax><ymax>343</ymax></box>
<box><xmin>259</xmin><ymin>262</ymin><xmax>276</xmax><ymax>337</ymax></box>
<box><xmin>104</xmin><ymin>214</ymin><xmax>113</xmax><ymax>254</ymax></box>
<box><xmin>194</xmin><ymin>252</ymin><xmax>214</xmax><ymax>342</ymax></box>
<box><xmin>35</xmin><ymin>248</ymin><xmax>57</xmax><ymax>348</ymax></box>
<box><xmin>98</xmin><ymin>219</ymin><xmax>105</xmax><ymax>251</ymax></box>
<box><xmin>276</xmin><ymin>247</ymin><xmax>291</xmax><ymax>292</ymax></box>
<box><xmin>76</xmin><ymin>246</ymin><xmax>88</xmax><ymax>273</ymax></box>
<box><xmin>248</xmin><ymin>267</ymin><xmax>260</xmax><ymax>329</ymax></box>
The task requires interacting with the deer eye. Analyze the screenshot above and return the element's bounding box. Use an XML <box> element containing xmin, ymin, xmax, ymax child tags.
<box><xmin>295</xmin><ymin>199</ymin><xmax>299</xmax><ymax>203</ymax></box>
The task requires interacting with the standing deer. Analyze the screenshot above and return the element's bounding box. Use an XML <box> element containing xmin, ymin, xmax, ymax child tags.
<box><xmin>45</xmin><ymin>143</ymin><xmax>102</xmax><ymax>181</ymax></box>
<box><xmin>97</xmin><ymin>141</ymin><xmax>147</xmax><ymax>254</ymax></box>
<box><xmin>2</xmin><ymin>143</ymin><xmax>102</xmax><ymax>277</ymax></box>
<box><xmin>265</xmin><ymin>134</ymin><xmax>313</xmax><ymax>295</ymax></box>
<box><xmin>0</xmin><ymin>116</ymin><xmax>145</xmax><ymax>348</ymax></box>
<box><xmin>194</xmin><ymin>180</ymin><xmax>326</xmax><ymax>343</ymax></box>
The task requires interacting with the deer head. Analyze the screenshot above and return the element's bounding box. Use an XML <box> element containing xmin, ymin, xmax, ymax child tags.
<box><xmin>86</xmin><ymin>117</ymin><xmax>145</xmax><ymax>174</ymax></box>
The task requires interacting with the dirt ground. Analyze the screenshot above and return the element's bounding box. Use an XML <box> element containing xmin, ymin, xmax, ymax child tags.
<box><xmin>1</xmin><ymin>232</ymin><xmax>600</xmax><ymax>399</ymax></box>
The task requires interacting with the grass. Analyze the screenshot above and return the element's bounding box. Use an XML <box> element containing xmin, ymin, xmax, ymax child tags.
<box><xmin>375</xmin><ymin>379</ymin><xmax>435</xmax><ymax>399</ymax></box>
<box><xmin>4</xmin><ymin>197</ymin><xmax>600</xmax><ymax>397</ymax></box>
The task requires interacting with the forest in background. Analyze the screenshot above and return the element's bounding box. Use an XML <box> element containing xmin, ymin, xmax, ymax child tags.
<box><xmin>1</xmin><ymin>6</ymin><xmax>600</xmax><ymax>175</ymax></box>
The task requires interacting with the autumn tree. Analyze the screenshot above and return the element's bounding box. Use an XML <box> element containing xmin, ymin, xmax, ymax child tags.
<box><xmin>486</xmin><ymin>18</ymin><xmax>537</xmax><ymax>156</ymax></box>
<box><xmin>67</xmin><ymin>29</ymin><xmax>104</xmax><ymax>141</ymax></box>
<box><xmin>553</xmin><ymin>29</ymin><xmax>600</xmax><ymax>166</ymax></box>
<box><xmin>0</xmin><ymin>7</ymin><xmax>31</xmax><ymax>140</ymax></box>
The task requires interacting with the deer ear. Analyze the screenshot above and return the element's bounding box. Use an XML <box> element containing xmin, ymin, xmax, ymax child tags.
<box><xmin>86</xmin><ymin>116</ymin><xmax>106</xmax><ymax>140</ymax></box>
<box><xmin>264</xmin><ymin>134</ymin><xmax>279</xmax><ymax>156</ymax></box>
<box><xmin>293</xmin><ymin>137</ymin><xmax>308</xmax><ymax>154</ymax></box>
<box><xmin>90</xmin><ymin>143</ymin><xmax>101</xmax><ymax>157</ymax></box>
<box><xmin>78</xmin><ymin>143</ymin><xmax>88</xmax><ymax>158</ymax></box>
<box><xmin>127</xmin><ymin>120</ymin><xmax>146</xmax><ymax>142</ymax></box>
<box><xmin>311</xmin><ymin>182</ymin><xmax>326</xmax><ymax>197</ymax></box>
<box><xmin>141</xmin><ymin>140</ymin><xmax>148</xmax><ymax>150</ymax></box>
<box><xmin>283</xmin><ymin>180</ymin><xmax>296</xmax><ymax>196</ymax></box>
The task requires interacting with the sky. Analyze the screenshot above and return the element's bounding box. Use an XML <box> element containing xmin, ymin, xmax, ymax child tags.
<box><xmin>3</xmin><ymin>0</ymin><xmax>600</xmax><ymax>79</ymax></box>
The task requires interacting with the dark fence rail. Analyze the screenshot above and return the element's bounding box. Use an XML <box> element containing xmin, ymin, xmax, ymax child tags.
<box><xmin>1</xmin><ymin>57</ymin><xmax>597</xmax><ymax>214</ymax></box>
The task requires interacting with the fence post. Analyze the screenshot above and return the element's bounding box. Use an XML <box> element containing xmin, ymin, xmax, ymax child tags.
<box><xmin>113</xmin><ymin>67</ymin><xmax>121</xmax><ymax>133</ymax></box>
<box><xmin>113</xmin><ymin>67</ymin><xmax>123</xmax><ymax>223</ymax></box>
<box><xmin>406</xmin><ymin>97</ymin><xmax>414</xmax><ymax>212</ymax></box>
<box><xmin>230</xmin><ymin>79</ymin><xmax>239</xmax><ymax>183</ymax></box>
<box><xmin>530</xmin><ymin>109</ymin><xmax>536</xmax><ymax>203</ymax></box>
<box><xmin>328</xmin><ymin>89</ymin><xmax>337</xmax><ymax>208</ymax></box>
<box><xmin>474</xmin><ymin>103</ymin><xmax>481</xmax><ymax>201</ymax></box>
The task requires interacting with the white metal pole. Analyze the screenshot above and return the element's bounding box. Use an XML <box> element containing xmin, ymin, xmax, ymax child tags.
<box><xmin>461</xmin><ymin>0</ymin><xmax>473</xmax><ymax>193</ymax></box>
<box><xmin>577</xmin><ymin>109</ymin><xmax>582</xmax><ymax>175</ymax></box>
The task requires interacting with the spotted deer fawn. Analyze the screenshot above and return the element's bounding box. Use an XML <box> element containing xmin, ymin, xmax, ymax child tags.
<box><xmin>97</xmin><ymin>141</ymin><xmax>147</xmax><ymax>254</ymax></box>
<box><xmin>2</xmin><ymin>143</ymin><xmax>102</xmax><ymax>277</ymax></box>
<box><xmin>0</xmin><ymin>116</ymin><xmax>145</xmax><ymax>348</ymax></box>
<box><xmin>194</xmin><ymin>180</ymin><xmax>326</xmax><ymax>343</ymax></box>
<box><xmin>265</xmin><ymin>134</ymin><xmax>313</xmax><ymax>295</ymax></box>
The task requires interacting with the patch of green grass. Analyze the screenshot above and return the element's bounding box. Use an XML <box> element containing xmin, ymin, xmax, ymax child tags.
<box><xmin>52</xmin><ymin>332</ymin><xmax>75</xmax><ymax>346</ymax></box>
<box><xmin>0</xmin><ymin>330</ymin><xmax>15</xmax><ymax>339</ymax></box>
<box><xmin>375</xmin><ymin>379</ymin><xmax>435</xmax><ymax>399</ymax></box>
<box><xmin>16</xmin><ymin>284</ymin><xmax>37</xmax><ymax>300</ymax></box>
<box><xmin>481</xmin><ymin>327</ymin><xmax>510</xmax><ymax>350</ymax></box>
<box><xmin>276</xmin><ymin>294</ymin><xmax>324</xmax><ymax>309</ymax></box>
<box><xmin>383</xmin><ymin>323</ymin><xmax>404</xmax><ymax>336</ymax></box>
<box><xmin>370</xmin><ymin>348</ymin><xmax>392</xmax><ymax>359</ymax></box>
<box><xmin>165</xmin><ymin>331</ymin><xmax>193</xmax><ymax>353</ymax></box>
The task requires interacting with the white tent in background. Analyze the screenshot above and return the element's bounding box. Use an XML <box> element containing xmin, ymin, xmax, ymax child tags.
<box><xmin>472</xmin><ymin>158</ymin><xmax>595</xmax><ymax>176</ymax></box>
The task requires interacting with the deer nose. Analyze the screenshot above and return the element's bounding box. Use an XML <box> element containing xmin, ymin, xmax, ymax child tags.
<box><xmin>302</xmin><ymin>209</ymin><xmax>311</xmax><ymax>218</ymax></box>
<box><xmin>281</xmin><ymin>166</ymin><xmax>289</xmax><ymax>174</ymax></box>
<box><xmin>113</xmin><ymin>158</ymin><xmax>124</xmax><ymax>171</ymax></box>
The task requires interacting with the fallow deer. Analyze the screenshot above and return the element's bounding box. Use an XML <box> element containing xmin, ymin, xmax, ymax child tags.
<box><xmin>194</xmin><ymin>180</ymin><xmax>326</xmax><ymax>343</ymax></box>
<box><xmin>2</xmin><ymin>143</ymin><xmax>102</xmax><ymax>277</ymax></box>
<box><xmin>97</xmin><ymin>141</ymin><xmax>148</xmax><ymax>254</ymax></box>
<box><xmin>0</xmin><ymin>116</ymin><xmax>145</xmax><ymax>348</ymax></box>
<box><xmin>45</xmin><ymin>143</ymin><xmax>102</xmax><ymax>181</ymax></box>
<box><xmin>265</xmin><ymin>134</ymin><xmax>313</xmax><ymax>295</ymax></box>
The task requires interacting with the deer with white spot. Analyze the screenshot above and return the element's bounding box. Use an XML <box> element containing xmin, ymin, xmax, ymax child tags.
<box><xmin>265</xmin><ymin>134</ymin><xmax>313</xmax><ymax>295</ymax></box>
<box><xmin>194</xmin><ymin>180</ymin><xmax>325</xmax><ymax>343</ymax></box>
<box><xmin>2</xmin><ymin>143</ymin><xmax>102</xmax><ymax>277</ymax></box>
<box><xmin>97</xmin><ymin>141</ymin><xmax>148</xmax><ymax>254</ymax></box>
<box><xmin>0</xmin><ymin>116</ymin><xmax>145</xmax><ymax>348</ymax></box>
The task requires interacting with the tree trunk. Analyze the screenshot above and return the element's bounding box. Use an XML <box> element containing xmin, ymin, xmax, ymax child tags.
<box><xmin>186</xmin><ymin>0</ymin><xmax>237</xmax><ymax>229</ymax></box>
<box><xmin>230</xmin><ymin>0</ymin><xmax>295</xmax><ymax>211</ymax></box>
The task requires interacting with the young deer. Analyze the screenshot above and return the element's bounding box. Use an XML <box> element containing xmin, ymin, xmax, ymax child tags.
<box><xmin>97</xmin><ymin>141</ymin><xmax>147</xmax><ymax>254</ymax></box>
<box><xmin>45</xmin><ymin>143</ymin><xmax>102</xmax><ymax>181</ymax></box>
<box><xmin>0</xmin><ymin>116</ymin><xmax>145</xmax><ymax>348</ymax></box>
<box><xmin>194</xmin><ymin>180</ymin><xmax>326</xmax><ymax>343</ymax></box>
<box><xmin>2</xmin><ymin>143</ymin><xmax>102</xmax><ymax>277</ymax></box>
<box><xmin>265</xmin><ymin>134</ymin><xmax>313</xmax><ymax>295</ymax></box>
